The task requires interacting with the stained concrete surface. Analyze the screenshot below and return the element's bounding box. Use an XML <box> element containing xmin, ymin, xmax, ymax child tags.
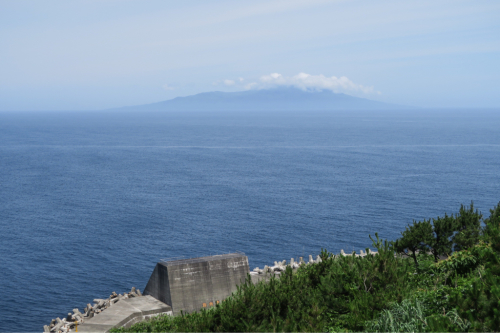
<box><xmin>144</xmin><ymin>253</ymin><xmax>249</xmax><ymax>315</ymax></box>
<box><xmin>76</xmin><ymin>296</ymin><xmax>172</xmax><ymax>333</ymax></box>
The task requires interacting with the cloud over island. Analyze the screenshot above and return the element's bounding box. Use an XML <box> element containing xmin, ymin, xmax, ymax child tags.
<box><xmin>216</xmin><ymin>73</ymin><xmax>380</xmax><ymax>95</ymax></box>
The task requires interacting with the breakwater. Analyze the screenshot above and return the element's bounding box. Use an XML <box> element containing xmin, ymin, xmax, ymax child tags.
<box><xmin>249</xmin><ymin>250</ymin><xmax>377</xmax><ymax>284</ymax></box>
<box><xmin>251</xmin><ymin>250</ymin><xmax>376</xmax><ymax>274</ymax></box>
<box><xmin>45</xmin><ymin>250</ymin><xmax>378</xmax><ymax>332</ymax></box>
<box><xmin>44</xmin><ymin>288</ymin><xmax>144</xmax><ymax>333</ymax></box>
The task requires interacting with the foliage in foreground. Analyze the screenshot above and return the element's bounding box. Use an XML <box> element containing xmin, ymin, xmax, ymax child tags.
<box><xmin>365</xmin><ymin>298</ymin><xmax>470</xmax><ymax>333</ymax></box>
<box><xmin>112</xmin><ymin>202</ymin><xmax>500</xmax><ymax>332</ymax></box>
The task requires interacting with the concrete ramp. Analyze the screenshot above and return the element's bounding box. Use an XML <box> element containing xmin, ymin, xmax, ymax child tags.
<box><xmin>143</xmin><ymin>253</ymin><xmax>249</xmax><ymax>315</ymax></box>
<box><xmin>76</xmin><ymin>296</ymin><xmax>172</xmax><ymax>333</ymax></box>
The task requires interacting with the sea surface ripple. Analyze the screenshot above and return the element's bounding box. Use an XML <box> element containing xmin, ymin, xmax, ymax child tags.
<box><xmin>0</xmin><ymin>109</ymin><xmax>499</xmax><ymax>332</ymax></box>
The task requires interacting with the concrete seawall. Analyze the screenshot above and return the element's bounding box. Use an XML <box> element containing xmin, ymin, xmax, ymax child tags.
<box><xmin>46</xmin><ymin>250</ymin><xmax>378</xmax><ymax>332</ymax></box>
<box><xmin>143</xmin><ymin>253</ymin><xmax>249</xmax><ymax>315</ymax></box>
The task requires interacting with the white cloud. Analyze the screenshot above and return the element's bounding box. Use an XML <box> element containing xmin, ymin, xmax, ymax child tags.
<box><xmin>244</xmin><ymin>82</ymin><xmax>258</xmax><ymax>90</ymax></box>
<box><xmin>162</xmin><ymin>84</ymin><xmax>174</xmax><ymax>90</ymax></box>
<box><xmin>258</xmin><ymin>72</ymin><xmax>380</xmax><ymax>95</ymax></box>
<box><xmin>215</xmin><ymin>72</ymin><xmax>380</xmax><ymax>96</ymax></box>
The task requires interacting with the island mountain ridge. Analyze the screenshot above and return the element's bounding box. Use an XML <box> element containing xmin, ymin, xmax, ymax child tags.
<box><xmin>111</xmin><ymin>87</ymin><xmax>408</xmax><ymax>111</ymax></box>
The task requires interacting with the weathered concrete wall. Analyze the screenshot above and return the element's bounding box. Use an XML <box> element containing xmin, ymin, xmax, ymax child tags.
<box><xmin>142</xmin><ymin>263</ymin><xmax>172</xmax><ymax>307</ymax></box>
<box><xmin>144</xmin><ymin>253</ymin><xmax>249</xmax><ymax>315</ymax></box>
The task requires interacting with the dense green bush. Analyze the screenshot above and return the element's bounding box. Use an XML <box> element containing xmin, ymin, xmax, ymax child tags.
<box><xmin>112</xmin><ymin>202</ymin><xmax>500</xmax><ymax>332</ymax></box>
<box><xmin>394</xmin><ymin>202</ymin><xmax>484</xmax><ymax>267</ymax></box>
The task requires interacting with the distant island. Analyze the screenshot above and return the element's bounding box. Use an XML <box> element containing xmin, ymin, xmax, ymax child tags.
<box><xmin>111</xmin><ymin>88</ymin><xmax>410</xmax><ymax>112</ymax></box>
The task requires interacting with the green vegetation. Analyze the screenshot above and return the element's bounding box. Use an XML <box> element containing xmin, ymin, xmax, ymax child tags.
<box><xmin>113</xmin><ymin>201</ymin><xmax>500</xmax><ymax>332</ymax></box>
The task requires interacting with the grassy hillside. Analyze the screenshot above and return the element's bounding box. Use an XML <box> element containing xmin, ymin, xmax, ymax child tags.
<box><xmin>112</xmin><ymin>202</ymin><xmax>500</xmax><ymax>332</ymax></box>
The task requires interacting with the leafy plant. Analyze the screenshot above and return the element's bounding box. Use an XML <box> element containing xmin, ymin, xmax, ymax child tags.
<box><xmin>429</xmin><ymin>213</ymin><xmax>455</xmax><ymax>261</ymax></box>
<box><xmin>394</xmin><ymin>219</ymin><xmax>433</xmax><ymax>268</ymax></box>
<box><xmin>452</xmin><ymin>202</ymin><xmax>482</xmax><ymax>252</ymax></box>
<box><xmin>483</xmin><ymin>201</ymin><xmax>500</xmax><ymax>239</ymax></box>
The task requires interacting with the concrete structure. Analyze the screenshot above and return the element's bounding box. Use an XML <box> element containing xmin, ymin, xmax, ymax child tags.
<box><xmin>76</xmin><ymin>296</ymin><xmax>172</xmax><ymax>333</ymax></box>
<box><xmin>143</xmin><ymin>253</ymin><xmax>249</xmax><ymax>315</ymax></box>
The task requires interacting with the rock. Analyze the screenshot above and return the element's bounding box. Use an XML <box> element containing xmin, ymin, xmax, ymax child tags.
<box><xmin>289</xmin><ymin>259</ymin><xmax>300</xmax><ymax>268</ymax></box>
<box><xmin>44</xmin><ymin>325</ymin><xmax>50</xmax><ymax>333</ymax></box>
<box><xmin>253</xmin><ymin>267</ymin><xmax>263</xmax><ymax>274</ymax></box>
<box><xmin>281</xmin><ymin>260</ymin><xmax>286</xmax><ymax>265</ymax></box>
<box><xmin>136</xmin><ymin>289</ymin><xmax>142</xmax><ymax>296</ymax></box>
<box><xmin>131</xmin><ymin>287</ymin><xmax>136</xmax><ymax>294</ymax></box>
<box><xmin>51</xmin><ymin>318</ymin><xmax>63</xmax><ymax>332</ymax></box>
<box><xmin>73</xmin><ymin>309</ymin><xmax>83</xmax><ymax>318</ymax></box>
<box><xmin>111</xmin><ymin>291</ymin><xmax>118</xmax><ymax>298</ymax></box>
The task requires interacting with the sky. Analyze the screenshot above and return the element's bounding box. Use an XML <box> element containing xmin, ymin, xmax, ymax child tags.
<box><xmin>1</xmin><ymin>0</ymin><xmax>499</xmax><ymax>111</ymax></box>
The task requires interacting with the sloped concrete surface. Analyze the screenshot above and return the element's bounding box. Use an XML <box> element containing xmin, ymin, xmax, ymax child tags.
<box><xmin>76</xmin><ymin>296</ymin><xmax>172</xmax><ymax>333</ymax></box>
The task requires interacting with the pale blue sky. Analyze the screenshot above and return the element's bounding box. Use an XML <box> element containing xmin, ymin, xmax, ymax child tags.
<box><xmin>1</xmin><ymin>0</ymin><xmax>499</xmax><ymax>111</ymax></box>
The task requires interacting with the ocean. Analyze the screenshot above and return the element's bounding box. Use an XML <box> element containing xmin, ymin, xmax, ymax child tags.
<box><xmin>0</xmin><ymin>109</ymin><xmax>499</xmax><ymax>332</ymax></box>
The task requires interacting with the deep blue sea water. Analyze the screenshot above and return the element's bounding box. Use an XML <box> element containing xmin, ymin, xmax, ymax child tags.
<box><xmin>1</xmin><ymin>109</ymin><xmax>499</xmax><ymax>332</ymax></box>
